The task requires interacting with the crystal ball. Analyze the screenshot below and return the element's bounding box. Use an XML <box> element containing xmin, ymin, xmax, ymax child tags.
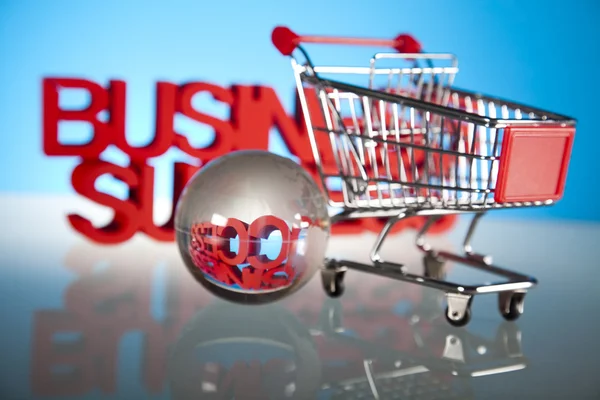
<box><xmin>175</xmin><ymin>150</ymin><xmax>330</xmax><ymax>303</ymax></box>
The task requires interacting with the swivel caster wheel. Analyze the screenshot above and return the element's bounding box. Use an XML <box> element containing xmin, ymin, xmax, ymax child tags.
<box><xmin>445</xmin><ymin>306</ymin><xmax>471</xmax><ymax>327</ymax></box>
<box><xmin>445</xmin><ymin>293</ymin><xmax>473</xmax><ymax>327</ymax></box>
<box><xmin>498</xmin><ymin>291</ymin><xmax>526</xmax><ymax>321</ymax></box>
<box><xmin>321</xmin><ymin>265</ymin><xmax>346</xmax><ymax>298</ymax></box>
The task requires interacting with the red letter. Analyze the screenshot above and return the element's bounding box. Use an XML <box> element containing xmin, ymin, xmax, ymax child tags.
<box><xmin>175</xmin><ymin>83</ymin><xmax>235</xmax><ymax>159</ymax></box>
<box><xmin>129</xmin><ymin>161</ymin><xmax>174</xmax><ymax>242</ymax></box>
<box><xmin>240</xmin><ymin>267</ymin><xmax>264</xmax><ymax>290</ymax></box>
<box><xmin>217</xmin><ymin>218</ymin><xmax>250</xmax><ymax>266</ymax></box>
<box><xmin>43</xmin><ymin>78</ymin><xmax>113</xmax><ymax>158</ymax></box>
<box><xmin>110</xmin><ymin>81</ymin><xmax>177</xmax><ymax>160</ymax></box>
<box><xmin>68</xmin><ymin>160</ymin><xmax>139</xmax><ymax>244</ymax></box>
<box><xmin>247</xmin><ymin>216</ymin><xmax>290</xmax><ymax>270</ymax></box>
<box><xmin>229</xmin><ymin>85</ymin><xmax>270</xmax><ymax>151</ymax></box>
<box><xmin>262</xmin><ymin>263</ymin><xmax>296</xmax><ymax>289</ymax></box>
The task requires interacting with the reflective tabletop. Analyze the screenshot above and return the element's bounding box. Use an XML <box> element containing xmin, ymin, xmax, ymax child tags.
<box><xmin>1</xmin><ymin>196</ymin><xmax>599</xmax><ymax>399</ymax></box>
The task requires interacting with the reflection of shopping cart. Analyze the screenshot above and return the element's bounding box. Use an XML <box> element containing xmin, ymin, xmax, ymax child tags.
<box><xmin>317</xmin><ymin>298</ymin><xmax>526</xmax><ymax>399</ymax></box>
<box><xmin>272</xmin><ymin>26</ymin><xmax>577</xmax><ymax>326</ymax></box>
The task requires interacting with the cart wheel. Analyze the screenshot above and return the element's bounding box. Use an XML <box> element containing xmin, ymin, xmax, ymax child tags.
<box><xmin>498</xmin><ymin>291</ymin><xmax>526</xmax><ymax>321</ymax></box>
<box><xmin>321</xmin><ymin>269</ymin><xmax>345</xmax><ymax>298</ymax></box>
<box><xmin>445</xmin><ymin>293</ymin><xmax>472</xmax><ymax>327</ymax></box>
<box><xmin>445</xmin><ymin>306</ymin><xmax>471</xmax><ymax>327</ymax></box>
<box><xmin>423</xmin><ymin>252</ymin><xmax>446</xmax><ymax>280</ymax></box>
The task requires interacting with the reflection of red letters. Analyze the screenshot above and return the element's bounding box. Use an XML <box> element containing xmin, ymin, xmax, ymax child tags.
<box><xmin>240</xmin><ymin>267</ymin><xmax>264</xmax><ymax>290</ymax></box>
<box><xmin>32</xmin><ymin>242</ymin><xmax>214</xmax><ymax>396</ymax></box>
<box><xmin>32</xmin><ymin>238</ymin><xmax>444</xmax><ymax>396</ymax></box>
<box><xmin>262</xmin><ymin>263</ymin><xmax>296</xmax><ymax>289</ymax></box>
<box><xmin>189</xmin><ymin>215</ymin><xmax>301</xmax><ymax>289</ymax></box>
<box><xmin>193</xmin><ymin>216</ymin><xmax>293</xmax><ymax>271</ymax></box>
<box><xmin>217</xmin><ymin>218</ymin><xmax>249</xmax><ymax>265</ymax></box>
<box><xmin>212</xmin><ymin>261</ymin><xmax>244</xmax><ymax>287</ymax></box>
<box><xmin>247</xmin><ymin>215</ymin><xmax>291</xmax><ymax>270</ymax></box>
<box><xmin>32</xmin><ymin>311</ymin><xmax>96</xmax><ymax>396</ymax></box>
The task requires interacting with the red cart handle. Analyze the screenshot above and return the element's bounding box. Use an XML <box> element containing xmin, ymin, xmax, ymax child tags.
<box><xmin>272</xmin><ymin>26</ymin><xmax>422</xmax><ymax>56</ymax></box>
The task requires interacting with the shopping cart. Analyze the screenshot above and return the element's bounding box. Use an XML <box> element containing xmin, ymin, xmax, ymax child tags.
<box><xmin>272</xmin><ymin>26</ymin><xmax>576</xmax><ymax>326</ymax></box>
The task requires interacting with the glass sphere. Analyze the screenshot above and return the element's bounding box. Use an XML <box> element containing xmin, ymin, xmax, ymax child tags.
<box><xmin>175</xmin><ymin>150</ymin><xmax>330</xmax><ymax>303</ymax></box>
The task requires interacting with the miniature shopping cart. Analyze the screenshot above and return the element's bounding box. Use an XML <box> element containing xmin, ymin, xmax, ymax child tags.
<box><xmin>272</xmin><ymin>26</ymin><xmax>576</xmax><ymax>326</ymax></box>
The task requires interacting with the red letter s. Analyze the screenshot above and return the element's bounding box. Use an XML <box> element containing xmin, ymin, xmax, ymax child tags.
<box><xmin>68</xmin><ymin>160</ymin><xmax>139</xmax><ymax>244</ymax></box>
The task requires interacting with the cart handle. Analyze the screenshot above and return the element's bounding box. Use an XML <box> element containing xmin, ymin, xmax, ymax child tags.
<box><xmin>272</xmin><ymin>26</ymin><xmax>422</xmax><ymax>56</ymax></box>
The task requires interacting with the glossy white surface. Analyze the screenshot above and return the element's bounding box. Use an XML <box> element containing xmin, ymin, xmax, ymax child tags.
<box><xmin>1</xmin><ymin>195</ymin><xmax>599</xmax><ymax>399</ymax></box>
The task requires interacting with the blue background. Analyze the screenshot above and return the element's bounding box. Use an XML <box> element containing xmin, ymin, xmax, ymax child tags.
<box><xmin>1</xmin><ymin>0</ymin><xmax>598</xmax><ymax>221</ymax></box>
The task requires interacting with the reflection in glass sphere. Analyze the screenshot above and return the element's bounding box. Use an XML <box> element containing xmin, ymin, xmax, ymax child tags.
<box><xmin>175</xmin><ymin>150</ymin><xmax>330</xmax><ymax>304</ymax></box>
<box><xmin>168</xmin><ymin>302</ymin><xmax>321</xmax><ymax>399</ymax></box>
